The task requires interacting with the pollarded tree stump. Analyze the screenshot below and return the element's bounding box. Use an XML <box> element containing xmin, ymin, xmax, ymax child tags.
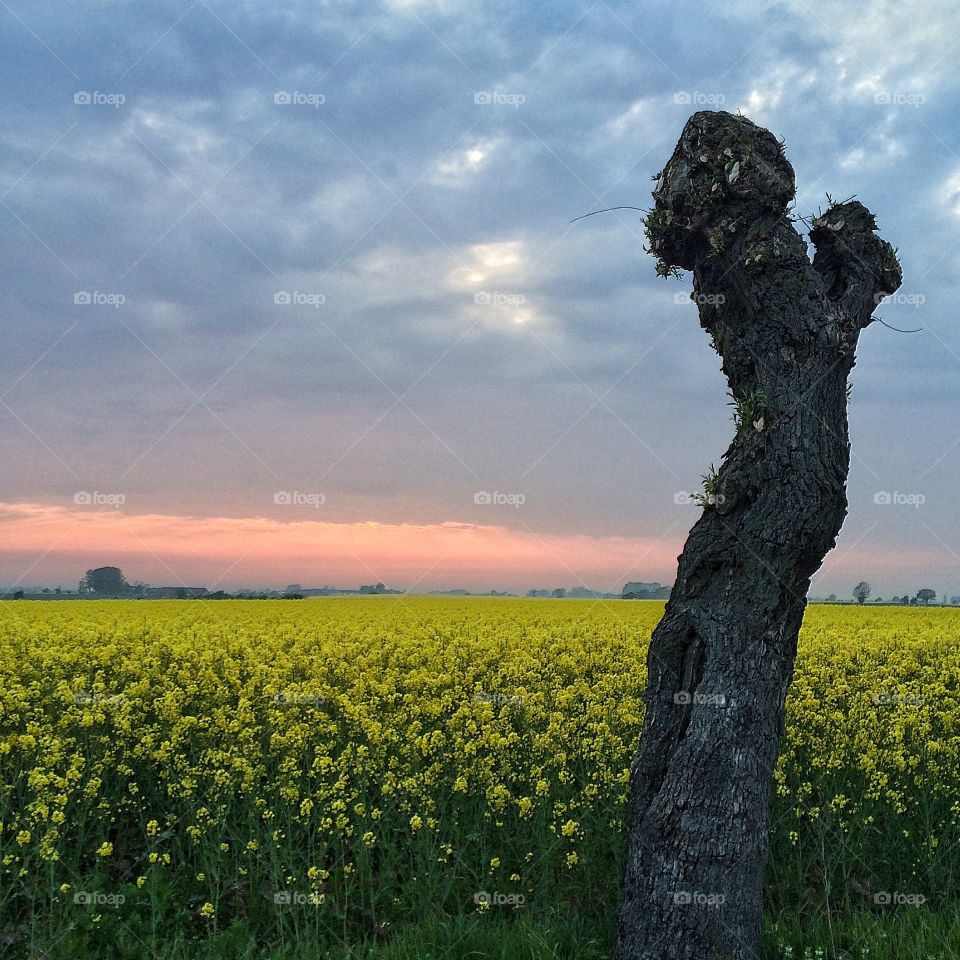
<box><xmin>614</xmin><ymin>111</ymin><xmax>901</xmax><ymax>960</ymax></box>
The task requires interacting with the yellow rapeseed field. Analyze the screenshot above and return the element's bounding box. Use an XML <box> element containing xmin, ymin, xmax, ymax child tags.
<box><xmin>1</xmin><ymin>597</ymin><xmax>958</xmax><ymax>951</ymax></box>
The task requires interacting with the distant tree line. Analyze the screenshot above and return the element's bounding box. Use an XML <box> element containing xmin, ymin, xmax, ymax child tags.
<box><xmin>851</xmin><ymin>582</ymin><xmax>939</xmax><ymax>605</ymax></box>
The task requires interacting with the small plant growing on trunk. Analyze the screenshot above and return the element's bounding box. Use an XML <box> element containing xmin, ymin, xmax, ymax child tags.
<box><xmin>691</xmin><ymin>463</ymin><xmax>724</xmax><ymax>508</ymax></box>
<box><xmin>730</xmin><ymin>388</ymin><xmax>768</xmax><ymax>438</ymax></box>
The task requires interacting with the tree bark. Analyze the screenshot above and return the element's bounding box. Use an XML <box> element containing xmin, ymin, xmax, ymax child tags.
<box><xmin>614</xmin><ymin>111</ymin><xmax>901</xmax><ymax>960</ymax></box>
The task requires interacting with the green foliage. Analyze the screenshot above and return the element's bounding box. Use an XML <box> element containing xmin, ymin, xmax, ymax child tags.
<box><xmin>642</xmin><ymin>208</ymin><xmax>684</xmax><ymax>278</ymax></box>
<box><xmin>642</xmin><ymin>207</ymin><xmax>671</xmax><ymax>238</ymax></box>
<box><xmin>730</xmin><ymin>388</ymin><xmax>768</xmax><ymax>439</ymax></box>
<box><xmin>707</xmin><ymin>230</ymin><xmax>728</xmax><ymax>256</ymax></box>
<box><xmin>654</xmin><ymin>260</ymin><xmax>684</xmax><ymax>280</ymax></box>
<box><xmin>688</xmin><ymin>175</ymin><xmax>725</xmax><ymax>213</ymax></box>
<box><xmin>645</xmin><ymin>146</ymin><xmax>753</xmax><ymax>277</ymax></box>
<box><xmin>23</xmin><ymin>901</ymin><xmax>960</xmax><ymax>959</ymax></box>
<box><xmin>691</xmin><ymin>463</ymin><xmax>724</xmax><ymax>508</ymax></box>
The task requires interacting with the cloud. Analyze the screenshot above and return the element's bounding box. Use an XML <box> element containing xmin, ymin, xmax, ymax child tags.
<box><xmin>430</xmin><ymin>137</ymin><xmax>499</xmax><ymax>186</ymax></box>
<box><xmin>0</xmin><ymin>500</ymin><xmax>684</xmax><ymax>592</ymax></box>
<box><xmin>2</xmin><ymin>0</ymin><xmax>960</xmax><ymax>594</ymax></box>
<box><xmin>1</xmin><ymin>500</ymin><xmax>948</xmax><ymax>597</ymax></box>
<box><xmin>941</xmin><ymin>169</ymin><xmax>960</xmax><ymax>217</ymax></box>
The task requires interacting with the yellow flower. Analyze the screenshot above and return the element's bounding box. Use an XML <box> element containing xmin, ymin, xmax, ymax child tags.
<box><xmin>4</xmin><ymin>592</ymin><xmax>958</xmax><ymax>946</ymax></box>
<box><xmin>97</xmin><ymin>842</ymin><xmax>113</xmax><ymax>857</ymax></box>
<box><xmin>199</xmin><ymin>902</ymin><xmax>215</xmax><ymax>919</ymax></box>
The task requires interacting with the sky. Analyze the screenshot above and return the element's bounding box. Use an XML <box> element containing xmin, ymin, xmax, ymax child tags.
<box><xmin>1</xmin><ymin>0</ymin><xmax>959</xmax><ymax>597</ymax></box>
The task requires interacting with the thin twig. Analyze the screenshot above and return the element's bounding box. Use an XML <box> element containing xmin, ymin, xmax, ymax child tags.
<box><xmin>569</xmin><ymin>206</ymin><xmax>646</xmax><ymax>224</ymax></box>
<box><xmin>874</xmin><ymin>317</ymin><xmax>923</xmax><ymax>334</ymax></box>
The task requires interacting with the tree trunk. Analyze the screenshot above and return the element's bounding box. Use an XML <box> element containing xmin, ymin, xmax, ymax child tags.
<box><xmin>614</xmin><ymin>111</ymin><xmax>901</xmax><ymax>960</ymax></box>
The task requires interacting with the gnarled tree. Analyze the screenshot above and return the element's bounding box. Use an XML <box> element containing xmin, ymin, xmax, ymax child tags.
<box><xmin>614</xmin><ymin>112</ymin><xmax>901</xmax><ymax>960</ymax></box>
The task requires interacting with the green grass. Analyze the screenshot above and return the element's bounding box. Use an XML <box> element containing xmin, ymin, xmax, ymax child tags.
<box><xmin>22</xmin><ymin>906</ymin><xmax>960</xmax><ymax>960</ymax></box>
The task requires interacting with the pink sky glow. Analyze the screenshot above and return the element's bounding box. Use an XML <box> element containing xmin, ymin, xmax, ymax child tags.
<box><xmin>0</xmin><ymin>501</ymin><xmax>947</xmax><ymax>596</ymax></box>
